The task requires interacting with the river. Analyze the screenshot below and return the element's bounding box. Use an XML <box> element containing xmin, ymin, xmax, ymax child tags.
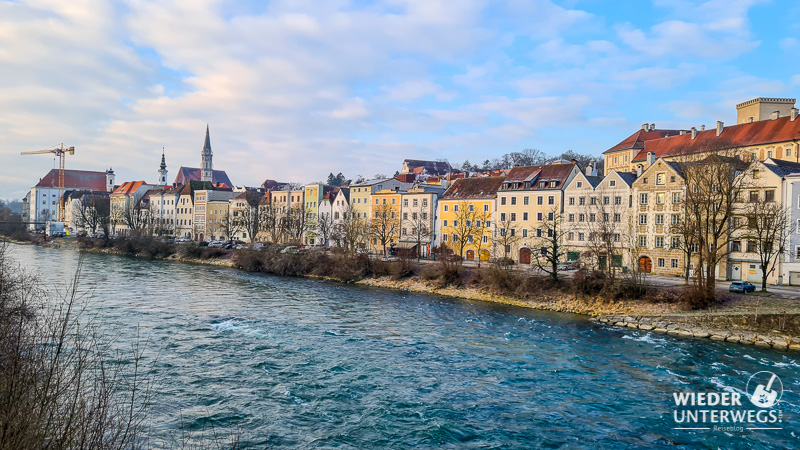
<box><xmin>7</xmin><ymin>243</ymin><xmax>799</xmax><ymax>448</ymax></box>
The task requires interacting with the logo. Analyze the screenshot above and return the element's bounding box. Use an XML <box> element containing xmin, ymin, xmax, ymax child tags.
<box><xmin>671</xmin><ymin>371</ymin><xmax>784</xmax><ymax>432</ymax></box>
<box><xmin>746</xmin><ymin>371</ymin><xmax>782</xmax><ymax>409</ymax></box>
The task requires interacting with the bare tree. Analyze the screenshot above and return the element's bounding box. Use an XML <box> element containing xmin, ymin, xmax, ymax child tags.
<box><xmin>667</xmin><ymin>198</ymin><xmax>699</xmax><ymax>285</ymax></box>
<box><xmin>470</xmin><ymin>210</ymin><xmax>492</xmax><ymax>267</ymax></box>
<box><xmin>281</xmin><ymin>205</ymin><xmax>310</xmax><ymax>244</ymax></box>
<box><xmin>447</xmin><ymin>201</ymin><xmax>476</xmax><ymax>263</ymax></box>
<box><xmin>259</xmin><ymin>201</ymin><xmax>281</xmax><ymax>243</ymax></box>
<box><xmin>403</xmin><ymin>204</ymin><xmax>432</xmax><ymax>261</ymax></box>
<box><xmin>122</xmin><ymin>201</ymin><xmax>152</xmax><ymax>237</ymax></box>
<box><xmin>217</xmin><ymin>208</ymin><xmax>243</xmax><ymax>242</ymax></box>
<box><xmin>584</xmin><ymin>189</ymin><xmax>624</xmax><ymax>280</ymax></box>
<box><xmin>494</xmin><ymin>216</ymin><xmax>521</xmax><ymax>264</ymax></box>
<box><xmin>332</xmin><ymin>205</ymin><xmax>369</xmax><ymax>256</ymax></box>
<box><xmin>370</xmin><ymin>203</ymin><xmax>398</xmax><ymax>257</ymax></box>
<box><xmin>237</xmin><ymin>191</ymin><xmax>266</xmax><ymax>243</ymax></box>
<box><xmin>532</xmin><ymin>207</ymin><xmax>571</xmax><ymax>281</ymax></box>
<box><xmin>71</xmin><ymin>194</ymin><xmax>110</xmax><ymax>235</ymax></box>
<box><xmin>677</xmin><ymin>147</ymin><xmax>753</xmax><ymax>302</ymax></box>
<box><xmin>316</xmin><ymin>211</ymin><xmax>334</xmax><ymax>248</ymax></box>
<box><xmin>740</xmin><ymin>202</ymin><xmax>795</xmax><ymax>292</ymax></box>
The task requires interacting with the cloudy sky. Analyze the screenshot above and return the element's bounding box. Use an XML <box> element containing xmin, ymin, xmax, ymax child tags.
<box><xmin>3</xmin><ymin>0</ymin><xmax>799</xmax><ymax>199</ymax></box>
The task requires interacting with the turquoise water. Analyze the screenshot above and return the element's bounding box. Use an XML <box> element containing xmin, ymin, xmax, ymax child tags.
<box><xmin>9</xmin><ymin>244</ymin><xmax>799</xmax><ymax>448</ymax></box>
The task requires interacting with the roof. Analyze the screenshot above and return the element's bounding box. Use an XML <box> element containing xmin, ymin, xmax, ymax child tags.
<box><xmin>585</xmin><ymin>176</ymin><xmax>603</xmax><ymax>188</ymax></box>
<box><xmin>502</xmin><ymin>162</ymin><xmax>577</xmax><ymax>190</ymax></box>
<box><xmin>633</xmin><ymin>116</ymin><xmax>800</xmax><ymax>162</ymax></box>
<box><xmin>336</xmin><ymin>187</ymin><xmax>350</xmax><ymax>203</ymax></box>
<box><xmin>261</xmin><ymin>179</ymin><xmax>288</xmax><ymax>189</ymax></box>
<box><xmin>442</xmin><ymin>176</ymin><xmax>505</xmax><ymax>200</ymax></box>
<box><xmin>403</xmin><ymin>159</ymin><xmax>453</xmax><ymax>175</ymax></box>
<box><xmin>35</xmin><ymin>169</ymin><xmax>107</xmax><ymax>191</ymax></box>
<box><xmin>615</xmin><ymin>171</ymin><xmax>638</xmax><ymax>187</ymax></box>
<box><xmin>604</xmin><ymin>128</ymin><xmax>685</xmax><ymax>154</ymax></box>
<box><xmin>763</xmin><ymin>158</ymin><xmax>800</xmax><ymax>178</ymax></box>
<box><xmin>173</xmin><ymin>167</ymin><xmax>233</xmax><ymax>187</ymax></box>
<box><xmin>351</xmin><ymin>178</ymin><xmax>391</xmax><ymax>186</ymax></box>
<box><xmin>112</xmin><ymin>181</ymin><xmax>149</xmax><ymax>196</ymax></box>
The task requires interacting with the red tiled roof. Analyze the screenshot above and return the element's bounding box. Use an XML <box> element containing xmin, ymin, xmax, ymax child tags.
<box><xmin>603</xmin><ymin>129</ymin><xmax>685</xmax><ymax>154</ymax></box>
<box><xmin>35</xmin><ymin>169</ymin><xmax>107</xmax><ymax>191</ymax></box>
<box><xmin>503</xmin><ymin>162</ymin><xmax>576</xmax><ymax>189</ymax></box>
<box><xmin>632</xmin><ymin>116</ymin><xmax>800</xmax><ymax>162</ymax></box>
<box><xmin>112</xmin><ymin>181</ymin><xmax>148</xmax><ymax>196</ymax></box>
<box><xmin>442</xmin><ymin>176</ymin><xmax>505</xmax><ymax>200</ymax></box>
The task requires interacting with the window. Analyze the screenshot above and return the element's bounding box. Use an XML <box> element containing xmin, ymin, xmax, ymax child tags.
<box><xmin>443</xmin><ymin>205</ymin><xmax>448</xmax><ymax>212</ymax></box>
<box><xmin>539</xmin><ymin>181</ymin><xmax>546</xmax><ymax>188</ymax></box>
<box><xmin>672</xmin><ymin>237</ymin><xmax>680</xmax><ymax>249</ymax></box>
<box><xmin>475</xmin><ymin>220</ymin><xmax>481</xmax><ymax>228</ymax></box>
<box><xmin>747</xmin><ymin>240</ymin><xmax>756</xmax><ymax>253</ymax></box>
<box><xmin>639</xmin><ymin>236</ymin><xmax>647</xmax><ymax>247</ymax></box>
<box><xmin>655</xmin><ymin>214</ymin><xmax>664</xmax><ymax>225</ymax></box>
<box><xmin>482</xmin><ymin>235</ymin><xmax>488</xmax><ymax>244</ymax></box>
<box><xmin>672</xmin><ymin>192</ymin><xmax>681</xmax><ymax>204</ymax></box>
<box><xmin>423</xmin><ymin>199</ymin><xmax>428</xmax><ymax>207</ymax></box>
<box><xmin>613</xmin><ymin>234</ymin><xmax>620</xmax><ymax>242</ymax></box>
<box><xmin>603</xmin><ymin>196</ymin><xmax>609</xmax><ymax>205</ymax></box>
<box><xmin>589</xmin><ymin>213</ymin><xmax>596</xmax><ymax>222</ymax></box>
<box><xmin>656</xmin><ymin>193</ymin><xmax>665</xmax><ymax>204</ymax></box>
<box><xmin>522</xmin><ymin>229</ymin><xmax>528</xmax><ymax>238</ymax></box>
<box><xmin>640</xmin><ymin>193</ymin><xmax>648</xmax><ymax>204</ymax></box>
<box><xmin>548</xmin><ymin>196</ymin><xmax>555</xmax><ymax>205</ymax></box>
<box><xmin>510</xmin><ymin>213</ymin><xmax>517</xmax><ymax>221</ymax></box>
<box><xmin>550</xmin><ymin>181</ymin><xmax>557</xmax><ymax>188</ymax></box>
<box><xmin>657</xmin><ymin>258</ymin><xmax>665</xmax><ymax>268</ymax></box>
<box><xmin>590</xmin><ymin>197</ymin><xmax>597</xmax><ymax>205</ymax></box>
<box><xmin>453</xmin><ymin>219</ymin><xmax>459</xmax><ymax>227</ymax></box>
<box><xmin>671</xmin><ymin>215</ymin><xmax>680</xmax><ymax>225</ymax></box>
<box><xmin>500</xmin><ymin>213</ymin><xmax>506</xmax><ymax>222</ymax></box>
<box><xmin>511</xmin><ymin>197</ymin><xmax>517</xmax><ymax>206</ymax></box>
<box><xmin>453</xmin><ymin>234</ymin><xmax>459</xmax><ymax>243</ymax></box>
<box><xmin>671</xmin><ymin>259</ymin><xmax>678</xmax><ymax>268</ymax></box>
<box><xmin>615</xmin><ymin>196</ymin><xmax>622</xmax><ymax>205</ymax></box>
<box><xmin>569</xmin><ymin>197</ymin><xmax>575</xmax><ymax>205</ymax></box>
<box><xmin>523</xmin><ymin>212</ymin><xmax>529</xmax><ymax>221</ymax></box>
<box><xmin>579</xmin><ymin>197</ymin><xmax>585</xmax><ymax>206</ymax></box>
<box><xmin>454</xmin><ymin>204</ymin><xmax>459</xmax><ymax>212</ymax></box>
<box><xmin>510</xmin><ymin>228</ymin><xmax>516</xmax><ymax>237</ymax></box>
<box><xmin>655</xmin><ymin>236</ymin><xmax>664</xmax><ymax>248</ymax></box>
<box><xmin>577</xmin><ymin>181</ymin><xmax>583</xmax><ymax>188</ymax></box>
<box><xmin>731</xmin><ymin>240</ymin><xmax>741</xmax><ymax>252</ymax></box>
<box><xmin>467</xmin><ymin>235</ymin><xmax>473</xmax><ymax>243</ymax></box>
<box><xmin>568</xmin><ymin>232</ymin><xmax>574</xmax><ymax>240</ymax></box>
<box><xmin>639</xmin><ymin>214</ymin><xmax>647</xmax><ymax>225</ymax></box>
<box><xmin>537</xmin><ymin>196</ymin><xmax>543</xmax><ymax>205</ymax></box>
<box><xmin>523</xmin><ymin>196</ymin><xmax>529</xmax><ymax>205</ymax></box>
<box><xmin>501</xmin><ymin>197</ymin><xmax>507</xmax><ymax>205</ymax></box>
<box><xmin>578</xmin><ymin>213</ymin><xmax>585</xmax><ymax>222</ymax></box>
<box><xmin>578</xmin><ymin>232</ymin><xmax>585</xmax><ymax>241</ymax></box>
<box><xmin>469</xmin><ymin>204</ymin><xmax>475</xmax><ymax>212</ymax></box>
<box><xmin>749</xmin><ymin>191</ymin><xmax>759</xmax><ymax>202</ymax></box>
<box><xmin>402</xmin><ymin>228</ymin><xmax>407</xmax><ymax>236</ymax></box>
<box><xmin>568</xmin><ymin>214</ymin><xmax>575</xmax><ymax>222</ymax></box>
<box><xmin>403</xmin><ymin>213</ymin><xmax>408</xmax><ymax>220</ymax></box>
<box><xmin>413</xmin><ymin>199</ymin><xmax>418</xmax><ymax>207</ymax></box>
<box><xmin>443</xmin><ymin>234</ymin><xmax>448</xmax><ymax>242</ymax></box>
<box><xmin>765</xmin><ymin>190</ymin><xmax>775</xmax><ymax>202</ymax></box>
<box><xmin>548</xmin><ymin>212</ymin><xmax>554</xmax><ymax>221</ymax></box>
<box><xmin>613</xmin><ymin>213</ymin><xmax>621</xmax><ymax>222</ymax></box>
<box><xmin>656</xmin><ymin>173</ymin><xmax>666</xmax><ymax>185</ymax></box>
<box><xmin>610</xmin><ymin>180</ymin><xmax>616</xmax><ymax>187</ymax></box>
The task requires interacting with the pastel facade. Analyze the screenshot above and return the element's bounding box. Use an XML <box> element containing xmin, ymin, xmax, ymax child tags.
<box><xmin>438</xmin><ymin>177</ymin><xmax>504</xmax><ymax>262</ymax></box>
<box><xmin>397</xmin><ymin>185</ymin><xmax>445</xmax><ymax>258</ymax></box>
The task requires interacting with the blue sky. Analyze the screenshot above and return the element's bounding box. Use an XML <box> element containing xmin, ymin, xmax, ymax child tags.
<box><xmin>2</xmin><ymin>0</ymin><xmax>799</xmax><ymax>199</ymax></box>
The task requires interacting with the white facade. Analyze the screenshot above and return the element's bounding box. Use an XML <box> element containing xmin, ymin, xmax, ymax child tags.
<box><xmin>782</xmin><ymin>174</ymin><xmax>800</xmax><ymax>286</ymax></box>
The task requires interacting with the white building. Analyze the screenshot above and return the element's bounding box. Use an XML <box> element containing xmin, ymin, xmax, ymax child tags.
<box><xmin>24</xmin><ymin>169</ymin><xmax>112</xmax><ymax>231</ymax></box>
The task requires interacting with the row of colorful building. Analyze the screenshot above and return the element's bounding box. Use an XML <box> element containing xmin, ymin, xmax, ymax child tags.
<box><xmin>22</xmin><ymin>97</ymin><xmax>800</xmax><ymax>286</ymax></box>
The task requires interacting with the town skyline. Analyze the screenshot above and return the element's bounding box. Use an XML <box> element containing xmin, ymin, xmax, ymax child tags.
<box><xmin>4</xmin><ymin>1</ymin><xmax>800</xmax><ymax>200</ymax></box>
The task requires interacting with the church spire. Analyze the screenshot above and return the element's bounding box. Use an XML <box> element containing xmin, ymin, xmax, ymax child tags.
<box><xmin>158</xmin><ymin>147</ymin><xmax>168</xmax><ymax>185</ymax></box>
<box><xmin>201</xmin><ymin>125</ymin><xmax>213</xmax><ymax>183</ymax></box>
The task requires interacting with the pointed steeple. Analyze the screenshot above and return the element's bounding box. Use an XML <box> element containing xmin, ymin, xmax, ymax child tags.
<box><xmin>201</xmin><ymin>125</ymin><xmax>213</xmax><ymax>182</ymax></box>
<box><xmin>158</xmin><ymin>147</ymin><xmax>169</xmax><ymax>185</ymax></box>
<box><xmin>160</xmin><ymin>147</ymin><xmax>167</xmax><ymax>170</ymax></box>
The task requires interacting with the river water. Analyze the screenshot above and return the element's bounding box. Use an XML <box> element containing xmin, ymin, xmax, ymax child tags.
<box><xmin>7</xmin><ymin>243</ymin><xmax>800</xmax><ymax>448</ymax></box>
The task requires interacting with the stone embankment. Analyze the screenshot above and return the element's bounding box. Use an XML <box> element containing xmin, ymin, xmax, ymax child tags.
<box><xmin>596</xmin><ymin>315</ymin><xmax>800</xmax><ymax>351</ymax></box>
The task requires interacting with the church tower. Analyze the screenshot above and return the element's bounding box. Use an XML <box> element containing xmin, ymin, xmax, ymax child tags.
<box><xmin>202</xmin><ymin>125</ymin><xmax>213</xmax><ymax>183</ymax></box>
<box><xmin>158</xmin><ymin>148</ymin><xmax>168</xmax><ymax>185</ymax></box>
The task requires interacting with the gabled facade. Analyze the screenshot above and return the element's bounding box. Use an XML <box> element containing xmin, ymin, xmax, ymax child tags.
<box><xmin>397</xmin><ymin>185</ymin><xmax>446</xmax><ymax>258</ymax></box>
<box><xmin>438</xmin><ymin>176</ymin><xmax>504</xmax><ymax>262</ymax></box>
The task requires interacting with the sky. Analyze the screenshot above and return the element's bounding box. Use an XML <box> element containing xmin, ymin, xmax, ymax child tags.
<box><xmin>2</xmin><ymin>0</ymin><xmax>800</xmax><ymax>200</ymax></box>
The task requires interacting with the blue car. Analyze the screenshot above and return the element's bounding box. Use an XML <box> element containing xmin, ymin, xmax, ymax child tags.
<box><xmin>729</xmin><ymin>281</ymin><xmax>756</xmax><ymax>293</ymax></box>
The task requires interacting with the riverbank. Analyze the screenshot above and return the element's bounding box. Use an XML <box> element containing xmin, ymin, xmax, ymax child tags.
<box><xmin>22</xmin><ymin>237</ymin><xmax>800</xmax><ymax>352</ymax></box>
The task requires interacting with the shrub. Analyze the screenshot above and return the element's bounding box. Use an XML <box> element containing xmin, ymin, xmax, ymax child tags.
<box><xmin>179</xmin><ymin>244</ymin><xmax>205</xmax><ymax>259</ymax></box>
<box><xmin>235</xmin><ymin>249</ymin><xmax>265</xmax><ymax>272</ymax></box>
<box><xmin>200</xmin><ymin>247</ymin><xmax>226</xmax><ymax>259</ymax></box>
<box><xmin>10</xmin><ymin>231</ymin><xmax>31</xmax><ymax>242</ymax></box>
<box><xmin>391</xmin><ymin>256</ymin><xmax>416</xmax><ymax>280</ymax></box>
<box><xmin>369</xmin><ymin>258</ymin><xmax>391</xmax><ymax>277</ymax></box>
<box><xmin>571</xmin><ymin>268</ymin><xmax>607</xmax><ymax>296</ymax></box>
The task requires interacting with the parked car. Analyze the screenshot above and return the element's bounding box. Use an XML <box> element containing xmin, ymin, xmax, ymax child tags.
<box><xmin>729</xmin><ymin>281</ymin><xmax>756</xmax><ymax>293</ymax></box>
<box><xmin>557</xmin><ymin>263</ymin><xmax>572</xmax><ymax>271</ymax></box>
<box><xmin>208</xmin><ymin>240</ymin><xmax>226</xmax><ymax>248</ymax></box>
<box><xmin>281</xmin><ymin>246</ymin><xmax>299</xmax><ymax>254</ymax></box>
<box><xmin>198</xmin><ymin>241</ymin><xmax>209</xmax><ymax>247</ymax></box>
<box><xmin>175</xmin><ymin>237</ymin><xmax>191</xmax><ymax>243</ymax></box>
<box><xmin>251</xmin><ymin>243</ymin><xmax>264</xmax><ymax>250</ymax></box>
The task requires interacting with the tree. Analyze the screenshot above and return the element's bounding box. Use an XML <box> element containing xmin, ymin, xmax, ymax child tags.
<box><xmin>676</xmin><ymin>144</ymin><xmax>753</xmax><ymax>303</ymax></box>
<box><xmin>259</xmin><ymin>200</ymin><xmax>281</xmax><ymax>243</ymax></box>
<box><xmin>71</xmin><ymin>194</ymin><xmax>110</xmax><ymax>235</ymax></box>
<box><xmin>374</xmin><ymin>173</ymin><xmax>387</xmax><ymax>179</ymax></box>
<box><xmin>331</xmin><ymin>205</ymin><xmax>369</xmax><ymax>256</ymax></box>
<box><xmin>403</xmin><ymin>203</ymin><xmax>432</xmax><ymax>261</ymax></box>
<box><xmin>0</xmin><ymin>201</ymin><xmax>25</xmax><ymax>237</ymax></box>
<box><xmin>238</xmin><ymin>191</ymin><xmax>266</xmax><ymax>243</ymax></box>
<box><xmin>494</xmin><ymin>216</ymin><xmax>521</xmax><ymax>264</ymax></box>
<box><xmin>370</xmin><ymin>203</ymin><xmax>398</xmax><ymax>257</ymax></box>
<box><xmin>218</xmin><ymin>208</ymin><xmax>243</xmax><ymax>242</ymax></box>
<box><xmin>667</xmin><ymin>196</ymin><xmax>699</xmax><ymax>285</ymax></box>
<box><xmin>316</xmin><ymin>211</ymin><xmax>334</xmax><ymax>248</ymax></box>
<box><xmin>122</xmin><ymin>201</ymin><xmax>151</xmax><ymax>237</ymax></box>
<box><xmin>740</xmin><ymin>202</ymin><xmax>795</xmax><ymax>292</ymax></box>
<box><xmin>470</xmin><ymin>210</ymin><xmax>492</xmax><ymax>267</ymax></box>
<box><xmin>281</xmin><ymin>205</ymin><xmax>310</xmax><ymax>244</ymax></box>
<box><xmin>532</xmin><ymin>207</ymin><xmax>570</xmax><ymax>281</ymax></box>
<box><xmin>448</xmin><ymin>201</ymin><xmax>475</xmax><ymax>263</ymax></box>
<box><xmin>584</xmin><ymin>188</ymin><xmax>624</xmax><ymax>280</ymax></box>
<box><xmin>326</xmin><ymin>172</ymin><xmax>347</xmax><ymax>187</ymax></box>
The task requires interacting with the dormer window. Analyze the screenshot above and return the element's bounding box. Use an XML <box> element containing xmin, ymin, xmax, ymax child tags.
<box><xmin>550</xmin><ymin>181</ymin><xmax>557</xmax><ymax>188</ymax></box>
<box><xmin>538</xmin><ymin>181</ymin><xmax>546</xmax><ymax>188</ymax></box>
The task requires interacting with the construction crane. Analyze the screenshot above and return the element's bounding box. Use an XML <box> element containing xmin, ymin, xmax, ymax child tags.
<box><xmin>21</xmin><ymin>144</ymin><xmax>75</xmax><ymax>222</ymax></box>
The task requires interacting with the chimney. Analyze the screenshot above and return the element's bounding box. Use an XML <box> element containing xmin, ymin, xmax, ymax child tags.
<box><xmin>647</xmin><ymin>151</ymin><xmax>655</xmax><ymax>167</ymax></box>
<box><xmin>792</xmin><ymin>108</ymin><xmax>798</xmax><ymax>122</ymax></box>
<box><xmin>700</xmin><ymin>124</ymin><xmax>705</xmax><ymax>131</ymax></box>
<box><xmin>679</xmin><ymin>130</ymin><xmax>686</xmax><ymax>135</ymax></box>
<box><xmin>716</xmin><ymin>121</ymin><xmax>723</xmax><ymax>137</ymax></box>
<box><xmin>771</xmin><ymin>111</ymin><xmax>780</xmax><ymax>120</ymax></box>
<box><xmin>642</xmin><ymin>123</ymin><xmax>648</xmax><ymax>130</ymax></box>
<box><xmin>585</xmin><ymin>162</ymin><xmax>594</xmax><ymax>176</ymax></box>
<box><xmin>691</xmin><ymin>127</ymin><xmax>697</xmax><ymax>140</ymax></box>
<box><xmin>649</xmin><ymin>123</ymin><xmax>655</xmax><ymax>131</ymax></box>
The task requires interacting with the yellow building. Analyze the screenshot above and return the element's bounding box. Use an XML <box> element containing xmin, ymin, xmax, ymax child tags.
<box><xmin>349</xmin><ymin>178</ymin><xmax>413</xmax><ymax>221</ymax></box>
<box><xmin>369</xmin><ymin>189</ymin><xmax>402</xmax><ymax>254</ymax></box>
<box><xmin>438</xmin><ymin>177</ymin><xmax>504</xmax><ymax>262</ymax></box>
<box><xmin>496</xmin><ymin>162</ymin><xmax>581</xmax><ymax>264</ymax></box>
